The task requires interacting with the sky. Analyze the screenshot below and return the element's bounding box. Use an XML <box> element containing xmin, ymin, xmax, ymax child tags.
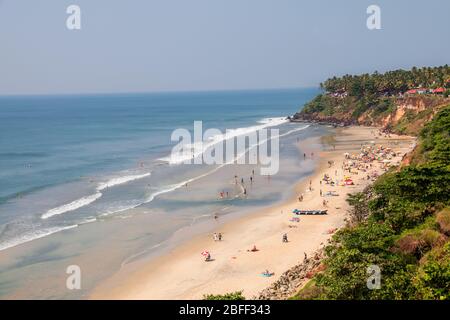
<box><xmin>0</xmin><ymin>0</ymin><xmax>449</xmax><ymax>95</ymax></box>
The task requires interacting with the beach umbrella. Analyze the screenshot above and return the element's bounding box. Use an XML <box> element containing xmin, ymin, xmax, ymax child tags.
<box><xmin>201</xmin><ymin>250</ymin><xmax>210</xmax><ymax>256</ymax></box>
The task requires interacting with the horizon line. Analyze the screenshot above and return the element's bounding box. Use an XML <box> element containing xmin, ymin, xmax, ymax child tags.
<box><xmin>0</xmin><ymin>86</ymin><xmax>320</xmax><ymax>98</ymax></box>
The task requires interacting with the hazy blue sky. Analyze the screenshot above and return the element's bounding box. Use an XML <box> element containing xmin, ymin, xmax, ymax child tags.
<box><xmin>1</xmin><ymin>0</ymin><xmax>449</xmax><ymax>95</ymax></box>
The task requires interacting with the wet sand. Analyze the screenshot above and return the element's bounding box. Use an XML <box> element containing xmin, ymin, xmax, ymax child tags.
<box><xmin>91</xmin><ymin>126</ymin><xmax>415</xmax><ymax>299</ymax></box>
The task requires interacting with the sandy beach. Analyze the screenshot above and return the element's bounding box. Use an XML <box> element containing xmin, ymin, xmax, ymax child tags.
<box><xmin>91</xmin><ymin>125</ymin><xmax>416</xmax><ymax>300</ymax></box>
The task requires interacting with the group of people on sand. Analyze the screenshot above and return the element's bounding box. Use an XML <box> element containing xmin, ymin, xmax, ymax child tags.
<box><xmin>343</xmin><ymin>143</ymin><xmax>398</xmax><ymax>173</ymax></box>
<box><xmin>219</xmin><ymin>191</ymin><xmax>229</xmax><ymax>199</ymax></box>
<box><xmin>213</xmin><ymin>232</ymin><xmax>222</xmax><ymax>241</ymax></box>
<box><xmin>301</xmin><ymin>143</ymin><xmax>398</xmax><ymax>206</ymax></box>
<box><xmin>303</xmin><ymin>152</ymin><xmax>314</xmax><ymax>160</ymax></box>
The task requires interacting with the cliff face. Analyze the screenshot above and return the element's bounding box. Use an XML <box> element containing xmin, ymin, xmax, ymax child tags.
<box><xmin>293</xmin><ymin>95</ymin><xmax>450</xmax><ymax>135</ymax></box>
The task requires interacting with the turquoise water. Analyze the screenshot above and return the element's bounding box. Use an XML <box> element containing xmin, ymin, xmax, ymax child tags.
<box><xmin>0</xmin><ymin>88</ymin><xmax>328</xmax><ymax>298</ymax></box>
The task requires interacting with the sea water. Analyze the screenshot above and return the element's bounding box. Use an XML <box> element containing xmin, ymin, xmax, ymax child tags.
<box><xmin>0</xmin><ymin>88</ymin><xmax>329</xmax><ymax>298</ymax></box>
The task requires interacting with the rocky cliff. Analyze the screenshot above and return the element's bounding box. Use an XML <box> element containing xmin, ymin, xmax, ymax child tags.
<box><xmin>292</xmin><ymin>95</ymin><xmax>450</xmax><ymax>135</ymax></box>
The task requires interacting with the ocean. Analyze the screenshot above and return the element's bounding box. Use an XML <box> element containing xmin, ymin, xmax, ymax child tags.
<box><xmin>0</xmin><ymin>88</ymin><xmax>328</xmax><ymax>298</ymax></box>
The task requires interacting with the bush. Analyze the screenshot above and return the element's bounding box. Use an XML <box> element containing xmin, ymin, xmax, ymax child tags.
<box><xmin>395</xmin><ymin>229</ymin><xmax>446</xmax><ymax>258</ymax></box>
<box><xmin>436</xmin><ymin>208</ymin><xmax>450</xmax><ymax>235</ymax></box>
<box><xmin>203</xmin><ymin>291</ymin><xmax>245</xmax><ymax>300</ymax></box>
<box><xmin>414</xmin><ymin>243</ymin><xmax>450</xmax><ymax>300</ymax></box>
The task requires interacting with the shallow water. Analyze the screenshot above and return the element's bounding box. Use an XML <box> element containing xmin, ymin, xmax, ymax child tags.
<box><xmin>0</xmin><ymin>88</ymin><xmax>330</xmax><ymax>298</ymax></box>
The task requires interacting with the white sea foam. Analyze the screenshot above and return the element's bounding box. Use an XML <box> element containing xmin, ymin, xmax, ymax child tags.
<box><xmin>142</xmin><ymin>124</ymin><xmax>310</xmax><ymax>204</ymax></box>
<box><xmin>41</xmin><ymin>193</ymin><xmax>102</xmax><ymax>219</ymax></box>
<box><xmin>96</xmin><ymin>172</ymin><xmax>151</xmax><ymax>191</ymax></box>
<box><xmin>160</xmin><ymin>117</ymin><xmax>289</xmax><ymax>164</ymax></box>
<box><xmin>41</xmin><ymin>122</ymin><xmax>308</xmax><ymax>221</ymax></box>
<box><xmin>79</xmin><ymin>217</ymin><xmax>97</xmax><ymax>224</ymax></box>
<box><xmin>0</xmin><ymin>225</ymin><xmax>78</xmax><ymax>252</ymax></box>
<box><xmin>41</xmin><ymin>172</ymin><xmax>151</xmax><ymax>220</ymax></box>
<box><xmin>40</xmin><ymin>120</ymin><xmax>307</xmax><ymax>223</ymax></box>
<box><xmin>98</xmin><ymin>199</ymin><xmax>147</xmax><ymax>217</ymax></box>
<box><xmin>99</xmin><ymin>182</ymin><xmax>196</xmax><ymax>218</ymax></box>
<box><xmin>3</xmin><ymin>122</ymin><xmax>309</xmax><ymax>251</ymax></box>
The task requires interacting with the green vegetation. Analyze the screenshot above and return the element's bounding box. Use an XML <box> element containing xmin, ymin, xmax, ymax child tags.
<box><xmin>295</xmin><ymin>66</ymin><xmax>450</xmax><ymax>134</ymax></box>
<box><xmin>320</xmin><ymin>65</ymin><xmax>450</xmax><ymax>97</ymax></box>
<box><xmin>293</xmin><ymin>106</ymin><xmax>450</xmax><ymax>300</ymax></box>
<box><xmin>203</xmin><ymin>291</ymin><xmax>246</xmax><ymax>300</ymax></box>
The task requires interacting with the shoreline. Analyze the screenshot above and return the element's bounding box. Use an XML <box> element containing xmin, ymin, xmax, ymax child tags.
<box><xmin>90</xmin><ymin>125</ymin><xmax>416</xmax><ymax>300</ymax></box>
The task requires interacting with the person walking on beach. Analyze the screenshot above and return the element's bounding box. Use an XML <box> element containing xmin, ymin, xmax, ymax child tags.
<box><xmin>303</xmin><ymin>153</ymin><xmax>306</xmax><ymax>160</ymax></box>
<box><xmin>213</xmin><ymin>233</ymin><xmax>218</xmax><ymax>241</ymax></box>
<box><xmin>282</xmin><ymin>233</ymin><xmax>288</xmax><ymax>243</ymax></box>
<box><xmin>250</xmin><ymin>176</ymin><xmax>253</xmax><ymax>184</ymax></box>
<box><xmin>320</xmin><ymin>189</ymin><xmax>322</xmax><ymax>197</ymax></box>
<box><xmin>218</xmin><ymin>233</ymin><xmax>222</xmax><ymax>241</ymax></box>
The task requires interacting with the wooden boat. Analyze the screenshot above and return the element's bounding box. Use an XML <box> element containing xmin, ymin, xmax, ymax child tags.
<box><xmin>292</xmin><ymin>209</ymin><xmax>328</xmax><ymax>215</ymax></box>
